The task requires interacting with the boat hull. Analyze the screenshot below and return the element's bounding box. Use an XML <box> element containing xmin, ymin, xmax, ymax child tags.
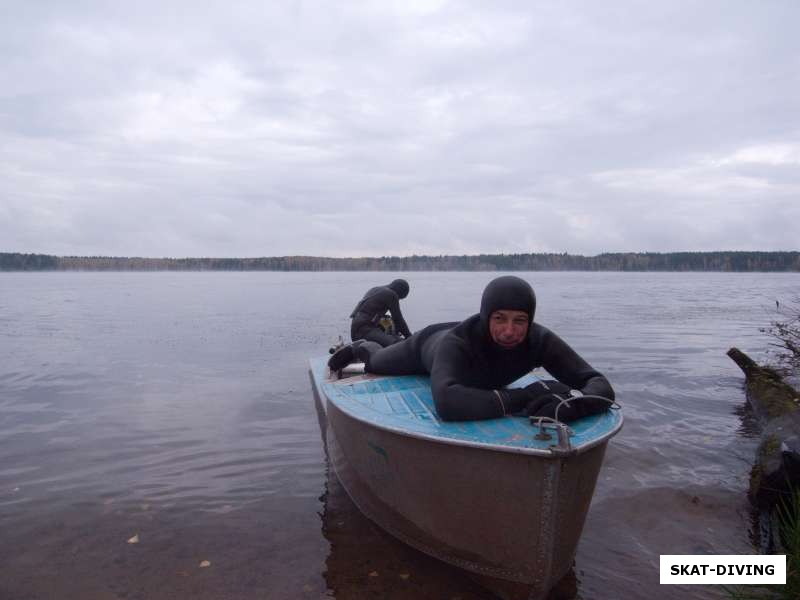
<box><xmin>314</xmin><ymin>378</ymin><xmax>609</xmax><ymax>600</ymax></box>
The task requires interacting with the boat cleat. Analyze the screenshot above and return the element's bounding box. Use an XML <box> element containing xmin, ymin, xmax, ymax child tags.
<box><xmin>529</xmin><ymin>416</ymin><xmax>576</xmax><ymax>456</ymax></box>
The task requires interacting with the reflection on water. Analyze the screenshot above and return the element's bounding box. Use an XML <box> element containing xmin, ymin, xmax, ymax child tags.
<box><xmin>1</xmin><ymin>271</ymin><xmax>798</xmax><ymax>599</ymax></box>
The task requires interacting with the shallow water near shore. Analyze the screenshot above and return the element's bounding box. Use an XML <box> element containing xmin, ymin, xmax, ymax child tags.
<box><xmin>1</xmin><ymin>271</ymin><xmax>797</xmax><ymax>599</ymax></box>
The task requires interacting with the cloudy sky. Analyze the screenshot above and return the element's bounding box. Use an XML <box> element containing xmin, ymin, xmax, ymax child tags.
<box><xmin>1</xmin><ymin>1</ymin><xmax>798</xmax><ymax>257</ymax></box>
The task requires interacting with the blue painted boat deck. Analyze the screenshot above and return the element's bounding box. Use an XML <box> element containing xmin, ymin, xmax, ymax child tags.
<box><xmin>309</xmin><ymin>357</ymin><xmax>622</xmax><ymax>455</ymax></box>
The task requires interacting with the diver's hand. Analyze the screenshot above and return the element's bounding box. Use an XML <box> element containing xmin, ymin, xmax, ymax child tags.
<box><xmin>504</xmin><ymin>380</ymin><xmax>571</xmax><ymax>415</ymax></box>
<box><xmin>527</xmin><ymin>398</ymin><xmax>577</xmax><ymax>421</ymax></box>
<box><xmin>522</xmin><ymin>380</ymin><xmax>576</xmax><ymax>420</ymax></box>
<box><xmin>526</xmin><ymin>389</ymin><xmax>609</xmax><ymax>422</ymax></box>
<box><xmin>523</xmin><ymin>380</ymin><xmax>571</xmax><ymax>403</ymax></box>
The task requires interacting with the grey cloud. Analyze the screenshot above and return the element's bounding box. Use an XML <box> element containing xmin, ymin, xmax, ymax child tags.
<box><xmin>1</xmin><ymin>1</ymin><xmax>798</xmax><ymax>257</ymax></box>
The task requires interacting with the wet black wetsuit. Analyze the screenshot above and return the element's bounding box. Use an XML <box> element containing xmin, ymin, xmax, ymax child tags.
<box><xmin>349</xmin><ymin>279</ymin><xmax>412</xmax><ymax>347</ymax></box>
<box><xmin>354</xmin><ymin>276</ymin><xmax>614</xmax><ymax>421</ymax></box>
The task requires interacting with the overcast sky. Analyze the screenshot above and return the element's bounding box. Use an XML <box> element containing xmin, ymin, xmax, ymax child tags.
<box><xmin>1</xmin><ymin>1</ymin><xmax>798</xmax><ymax>257</ymax></box>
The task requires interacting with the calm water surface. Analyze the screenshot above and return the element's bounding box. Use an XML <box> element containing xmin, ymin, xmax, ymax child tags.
<box><xmin>1</xmin><ymin>271</ymin><xmax>798</xmax><ymax>600</ymax></box>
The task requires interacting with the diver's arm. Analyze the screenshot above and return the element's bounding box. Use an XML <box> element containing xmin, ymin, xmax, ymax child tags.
<box><xmin>387</xmin><ymin>292</ymin><xmax>412</xmax><ymax>338</ymax></box>
<box><xmin>430</xmin><ymin>341</ymin><xmax>528</xmax><ymax>421</ymax></box>
<box><xmin>537</xmin><ymin>327</ymin><xmax>614</xmax><ymax>416</ymax></box>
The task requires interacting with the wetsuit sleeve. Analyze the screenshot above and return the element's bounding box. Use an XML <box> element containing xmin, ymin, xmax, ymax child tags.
<box><xmin>538</xmin><ymin>328</ymin><xmax>615</xmax><ymax>415</ymax></box>
<box><xmin>430</xmin><ymin>339</ymin><xmax>529</xmax><ymax>421</ymax></box>
<box><xmin>386</xmin><ymin>292</ymin><xmax>412</xmax><ymax>338</ymax></box>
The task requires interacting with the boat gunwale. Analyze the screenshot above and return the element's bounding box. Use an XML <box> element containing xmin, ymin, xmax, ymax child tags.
<box><xmin>309</xmin><ymin>358</ymin><xmax>623</xmax><ymax>458</ymax></box>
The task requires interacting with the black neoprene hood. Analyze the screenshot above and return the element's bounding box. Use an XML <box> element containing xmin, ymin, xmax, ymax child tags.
<box><xmin>479</xmin><ymin>276</ymin><xmax>537</xmax><ymax>333</ymax></box>
<box><xmin>388</xmin><ymin>279</ymin><xmax>410</xmax><ymax>299</ymax></box>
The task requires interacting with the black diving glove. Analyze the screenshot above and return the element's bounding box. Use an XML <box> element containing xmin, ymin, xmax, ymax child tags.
<box><xmin>526</xmin><ymin>383</ymin><xmax>611</xmax><ymax>422</ymax></box>
<box><xmin>524</xmin><ymin>380</ymin><xmax>579</xmax><ymax>421</ymax></box>
<box><xmin>524</xmin><ymin>380</ymin><xmax>571</xmax><ymax>404</ymax></box>
<box><xmin>505</xmin><ymin>380</ymin><xmax>571</xmax><ymax>416</ymax></box>
<box><xmin>527</xmin><ymin>398</ymin><xmax>579</xmax><ymax>421</ymax></box>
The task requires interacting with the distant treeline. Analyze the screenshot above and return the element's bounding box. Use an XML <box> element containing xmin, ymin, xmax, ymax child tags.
<box><xmin>2</xmin><ymin>251</ymin><xmax>799</xmax><ymax>272</ymax></box>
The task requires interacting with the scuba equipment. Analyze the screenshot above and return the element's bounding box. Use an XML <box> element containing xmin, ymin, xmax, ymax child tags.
<box><xmin>378</xmin><ymin>313</ymin><xmax>395</xmax><ymax>335</ymax></box>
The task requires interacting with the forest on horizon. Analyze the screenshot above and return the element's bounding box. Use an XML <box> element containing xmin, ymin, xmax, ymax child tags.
<box><xmin>1</xmin><ymin>251</ymin><xmax>799</xmax><ymax>272</ymax></box>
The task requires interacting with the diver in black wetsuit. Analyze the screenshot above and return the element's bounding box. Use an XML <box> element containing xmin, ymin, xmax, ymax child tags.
<box><xmin>348</xmin><ymin>279</ymin><xmax>412</xmax><ymax>347</ymax></box>
<box><xmin>329</xmin><ymin>275</ymin><xmax>614</xmax><ymax>422</ymax></box>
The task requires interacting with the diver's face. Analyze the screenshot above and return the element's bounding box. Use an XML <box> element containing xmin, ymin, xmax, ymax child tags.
<box><xmin>489</xmin><ymin>309</ymin><xmax>529</xmax><ymax>349</ymax></box>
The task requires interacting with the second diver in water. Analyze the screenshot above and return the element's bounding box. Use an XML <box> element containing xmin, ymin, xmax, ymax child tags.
<box><xmin>330</xmin><ymin>275</ymin><xmax>614</xmax><ymax>422</ymax></box>
<box><xmin>348</xmin><ymin>279</ymin><xmax>413</xmax><ymax>347</ymax></box>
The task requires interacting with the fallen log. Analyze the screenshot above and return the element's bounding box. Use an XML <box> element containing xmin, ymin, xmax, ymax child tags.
<box><xmin>727</xmin><ymin>347</ymin><xmax>800</xmax><ymax>508</ymax></box>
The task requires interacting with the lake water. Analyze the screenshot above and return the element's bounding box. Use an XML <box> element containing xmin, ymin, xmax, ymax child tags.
<box><xmin>1</xmin><ymin>271</ymin><xmax>798</xmax><ymax>600</ymax></box>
